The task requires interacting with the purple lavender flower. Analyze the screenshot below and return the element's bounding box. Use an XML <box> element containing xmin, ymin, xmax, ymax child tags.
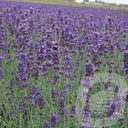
<box><xmin>50</xmin><ymin>113</ymin><xmax>58</xmax><ymax>127</ymax></box>
<box><xmin>17</xmin><ymin>100</ymin><xmax>24</xmax><ymax>113</ymax></box>
<box><xmin>123</xmin><ymin>51</ymin><xmax>128</xmax><ymax>68</ymax></box>
<box><xmin>81</xmin><ymin>105</ymin><xmax>90</xmax><ymax>128</ymax></box>
<box><xmin>64</xmin><ymin>51</ymin><xmax>72</xmax><ymax>78</ymax></box>
<box><xmin>70</xmin><ymin>105</ymin><xmax>76</xmax><ymax>117</ymax></box>
<box><xmin>31</xmin><ymin>84</ymin><xmax>38</xmax><ymax>95</ymax></box>
<box><xmin>51</xmin><ymin>88</ymin><xmax>56</xmax><ymax>100</ymax></box>
<box><xmin>35</xmin><ymin>95</ymin><xmax>44</xmax><ymax>110</ymax></box>
<box><xmin>114</xmin><ymin>86</ymin><xmax>119</xmax><ymax>96</ymax></box>
<box><xmin>104</xmin><ymin>83</ymin><xmax>109</xmax><ymax>90</ymax></box>
<box><xmin>106</xmin><ymin>103</ymin><xmax>115</xmax><ymax>117</ymax></box>
<box><xmin>58</xmin><ymin>90</ymin><xmax>65</xmax><ymax>117</ymax></box>
<box><xmin>124</xmin><ymin>88</ymin><xmax>128</xmax><ymax>102</ymax></box>
<box><xmin>85</xmin><ymin>62</ymin><xmax>94</xmax><ymax>76</ymax></box>
<box><xmin>23</xmin><ymin>84</ymin><xmax>44</xmax><ymax>109</ymax></box>
<box><xmin>123</xmin><ymin>51</ymin><xmax>128</xmax><ymax>77</ymax></box>
<box><xmin>126</xmin><ymin>44</ymin><xmax>128</xmax><ymax>50</ymax></box>
<box><xmin>43</xmin><ymin>120</ymin><xmax>49</xmax><ymax>128</ymax></box>
<box><xmin>64</xmin><ymin>81</ymin><xmax>72</xmax><ymax>88</ymax></box>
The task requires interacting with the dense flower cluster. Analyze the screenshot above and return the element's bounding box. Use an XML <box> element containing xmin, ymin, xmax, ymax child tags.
<box><xmin>0</xmin><ymin>1</ymin><xmax>128</xmax><ymax>128</ymax></box>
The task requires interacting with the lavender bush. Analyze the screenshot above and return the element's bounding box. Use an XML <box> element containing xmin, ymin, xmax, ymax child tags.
<box><xmin>0</xmin><ymin>1</ymin><xmax>128</xmax><ymax>128</ymax></box>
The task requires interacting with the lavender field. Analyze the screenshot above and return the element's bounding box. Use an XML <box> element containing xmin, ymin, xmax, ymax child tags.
<box><xmin>0</xmin><ymin>1</ymin><xmax>128</xmax><ymax>128</ymax></box>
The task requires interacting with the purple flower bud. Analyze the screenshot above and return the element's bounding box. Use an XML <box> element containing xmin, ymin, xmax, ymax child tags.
<box><xmin>17</xmin><ymin>100</ymin><xmax>24</xmax><ymax>113</ymax></box>
<box><xmin>43</xmin><ymin>120</ymin><xmax>49</xmax><ymax>128</ymax></box>
<box><xmin>126</xmin><ymin>44</ymin><xmax>128</xmax><ymax>50</ymax></box>
<box><xmin>85</xmin><ymin>62</ymin><xmax>94</xmax><ymax>76</ymax></box>
<box><xmin>104</xmin><ymin>83</ymin><xmax>109</xmax><ymax>90</ymax></box>
<box><xmin>51</xmin><ymin>88</ymin><xmax>56</xmax><ymax>99</ymax></box>
<box><xmin>123</xmin><ymin>51</ymin><xmax>128</xmax><ymax>69</ymax></box>
<box><xmin>50</xmin><ymin>113</ymin><xmax>58</xmax><ymax>127</ymax></box>
<box><xmin>64</xmin><ymin>81</ymin><xmax>72</xmax><ymax>88</ymax></box>
<box><xmin>58</xmin><ymin>91</ymin><xmax>65</xmax><ymax>117</ymax></box>
<box><xmin>70</xmin><ymin>105</ymin><xmax>76</xmax><ymax>117</ymax></box>
<box><xmin>19</xmin><ymin>52</ymin><xmax>26</xmax><ymax>60</ymax></box>
<box><xmin>114</xmin><ymin>86</ymin><xmax>119</xmax><ymax>95</ymax></box>
<box><xmin>31</xmin><ymin>84</ymin><xmax>37</xmax><ymax>95</ymax></box>
<box><xmin>106</xmin><ymin>103</ymin><xmax>115</xmax><ymax>117</ymax></box>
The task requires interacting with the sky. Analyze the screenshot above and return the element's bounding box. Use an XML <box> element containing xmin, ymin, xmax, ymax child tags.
<box><xmin>89</xmin><ymin>0</ymin><xmax>128</xmax><ymax>5</ymax></box>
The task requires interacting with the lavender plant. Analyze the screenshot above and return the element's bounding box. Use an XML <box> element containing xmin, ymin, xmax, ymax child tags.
<box><xmin>0</xmin><ymin>1</ymin><xmax>128</xmax><ymax>128</ymax></box>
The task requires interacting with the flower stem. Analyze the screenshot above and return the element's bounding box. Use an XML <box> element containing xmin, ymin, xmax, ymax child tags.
<box><xmin>20</xmin><ymin>113</ymin><xmax>22</xmax><ymax>128</ymax></box>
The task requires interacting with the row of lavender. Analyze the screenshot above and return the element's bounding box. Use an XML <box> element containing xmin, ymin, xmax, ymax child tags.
<box><xmin>0</xmin><ymin>1</ymin><xmax>128</xmax><ymax>128</ymax></box>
